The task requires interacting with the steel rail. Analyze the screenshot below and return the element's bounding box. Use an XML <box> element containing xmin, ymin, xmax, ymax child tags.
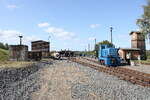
<box><xmin>69</xmin><ymin>57</ymin><xmax>150</xmax><ymax>87</ymax></box>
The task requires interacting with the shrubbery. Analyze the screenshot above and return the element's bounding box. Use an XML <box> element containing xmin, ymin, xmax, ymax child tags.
<box><xmin>0</xmin><ymin>42</ymin><xmax>9</xmax><ymax>50</ymax></box>
<box><xmin>146</xmin><ymin>50</ymin><xmax>150</xmax><ymax>59</ymax></box>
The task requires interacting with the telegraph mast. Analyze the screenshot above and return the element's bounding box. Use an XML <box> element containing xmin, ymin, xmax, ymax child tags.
<box><xmin>19</xmin><ymin>35</ymin><xmax>23</xmax><ymax>45</ymax></box>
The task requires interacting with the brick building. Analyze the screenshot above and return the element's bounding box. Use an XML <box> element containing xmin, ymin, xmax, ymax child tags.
<box><xmin>31</xmin><ymin>40</ymin><xmax>50</xmax><ymax>58</ymax></box>
<box><xmin>119</xmin><ymin>48</ymin><xmax>140</xmax><ymax>60</ymax></box>
<box><xmin>28</xmin><ymin>51</ymin><xmax>42</xmax><ymax>61</ymax></box>
<box><xmin>119</xmin><ymin>31</ymin><xmax>146</xmax><ymax>60</ymax></box>
<box><xmin>9</xmin><ymin>45</ymin><xmax>28</xmax><ymax>61</ymax></box>
<box><xmin>130</xmin><ymin>31</ymin><xmax>146</xmax><ymax>60</ymax></box>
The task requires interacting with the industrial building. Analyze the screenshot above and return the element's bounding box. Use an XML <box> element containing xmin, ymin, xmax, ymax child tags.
<box><xmin>9</xmin><ymin>35</ymin><xmax>50</xmax><ymax>61</ymax></box>
<box><xmin>9</xmin><ymin>45</ymin><xmax>28</xmax><ymax>61</ymax></box>
<box><xmin>31</xmin><ymin>40</ymin><xmax>50</xmax><ymax>58</ymax></box>
<box><xmin>28</xmin><ymin>51</ymin><xmax>42</xmax><ymax>61</ymax></box>
<box><xmin>119</xmin><ymin>31</ymin><xmax>146</xmax><ymax>60</ymax></box>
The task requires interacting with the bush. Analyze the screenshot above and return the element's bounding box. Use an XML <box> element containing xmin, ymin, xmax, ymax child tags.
<box><xmin>0</xmin><ymin>42</ymin><xmax>9</xmax><ymax>50</ymax></box>
<box><xmin>146</xmin><ymin>50</ymin><xmax>150</xmax><ymax>59</ymax></box>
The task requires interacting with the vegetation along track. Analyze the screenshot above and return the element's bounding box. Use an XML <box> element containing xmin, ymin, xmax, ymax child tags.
<box><xmin>69</xmin><ymin>57</ymin><xmax>150</xmax><ymax>88</ymax></box>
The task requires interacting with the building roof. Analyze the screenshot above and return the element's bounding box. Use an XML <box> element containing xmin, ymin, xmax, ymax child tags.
<box><xmin>120</xmin><ymin>48</ymin><xmax>140</xmax><ymax>51</ymax></box>
<box><xmin>130</xmin><ymin>31</ymin><xmax>141</xmax><ymax>35</ymax></box>
<box><xmin>31</xmin><ymin>40</ymin><xmax>49</xmax><ymax>43</ymax></box>
<box><xmin>9</xmin><ymin>45</ymin><xmax>28</xmax><ymax>47</ymax></box>
<box><xmin>28</xmin><ymin>51</ymin><xmax>42</xmax><ymax>53</ymax></box>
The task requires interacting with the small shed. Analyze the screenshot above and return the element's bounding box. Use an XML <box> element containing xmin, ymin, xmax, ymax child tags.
<box><xmin>119</xmin><ymin>48</ymin><xmax>140</xmax><ymax>60</ymax></box>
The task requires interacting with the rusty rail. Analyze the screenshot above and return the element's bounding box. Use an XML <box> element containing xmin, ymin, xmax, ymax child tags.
<box><xmin>70</xmin><ymin>57</ymin><xmax>150</xmax><ymax>87</ymax></box>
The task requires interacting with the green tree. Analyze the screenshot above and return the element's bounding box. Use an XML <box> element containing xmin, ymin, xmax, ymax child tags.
<box><xmin>5</xmin><ymin>43</ymin><xmax>9</xmax><ymax>50</ymax></box>
<box><xmin>137</xmin><ymin>0</ymin><xmax>150</xmax><ymax>39</ymax></box>
<box><xmin>0</xmin><ymin>42</ymin><xmax>9</xmax><ymax>50</ymax></box>
<box><xmin>0</xmin><ymin>42</ymin><xmax>6</xmax><ymax>49</ymax></box>
<box><xmin>95</xmin><ymin>40</ymin><xmax>114</xmax><ymax>57</ymax></box>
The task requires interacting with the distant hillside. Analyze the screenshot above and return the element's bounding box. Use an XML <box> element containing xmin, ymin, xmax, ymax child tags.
<box><xmin>0</xmin><ymin>48</ymin><xmax>9</xmax><ymax>61</ymax></box>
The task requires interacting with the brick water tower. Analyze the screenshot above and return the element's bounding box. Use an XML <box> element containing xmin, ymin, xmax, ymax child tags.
<box><xmin>130</xmin><ymin>31</ymin><xmax>146</xmax><ymax>60</ymax></box>
<box><xmin>9</xmin><ymin>35</ymin><xmax>29</xmax><ymax>61</ymax></box>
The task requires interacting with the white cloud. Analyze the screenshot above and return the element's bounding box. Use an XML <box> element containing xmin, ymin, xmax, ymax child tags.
<box><xmin>0</xmin><ymin>29</ymin><xmax>39</xmax><ymax>45</ymax></box>
<box><xmin>90</xmin><ymin>24</ymin><xmax>100</xmax><ymax>29</ymax></box>
<box><xmin>88</xmin><ymin>37</ymin><xmax>96</xmax><ymax>41</ymax></box>
<box><xmin>7</xmin><ymin>4</ymin><xmax>18</xmax><ymax>9</ymax></box>
<box><xmin>0</xmin><ymin>30</ymin><xmax>20</xmax><ymax>38</ymax></box>
<box><xmin>38</xmin><ymin>22</ymin><xmax>50</xmax><ymax>28</ymax></box>
<box><xmin>45</xmin><ymin>26</ymin><xmax>75</xmax><ymax>40</ymax></box>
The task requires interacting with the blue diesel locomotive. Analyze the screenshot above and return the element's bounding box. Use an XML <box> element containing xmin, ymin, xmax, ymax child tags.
<box><xmin>98</xmin><ymin>44</ymin><xmax>121</xmax><ymax>67</ymax></box>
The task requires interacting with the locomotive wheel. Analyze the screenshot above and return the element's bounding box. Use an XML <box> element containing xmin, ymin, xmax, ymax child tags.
<box><xmin>99</xmin><ymin>60</ymin><xmax>102</xmax><ymax>65</ymax></box>
<box><xmin>101</xmin><ymin>60</ymin><xmax>105</xmax><ymax>65</ymax></box>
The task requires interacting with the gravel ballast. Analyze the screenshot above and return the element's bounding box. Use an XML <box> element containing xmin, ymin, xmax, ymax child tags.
<box><xmin>70</xmin><ymin>61</ymin><xmax>150</xmax><ymax>100</ymax></box>
<box><xmin>0</xmin><ymin>62</ymin><xmax>49</xmax><ymax>100</ymax></box>
<box><xmin>0</xmin><ymin>59</ymin><xmax>150</xmax><ymax>100</ymax></box>
<box><xmin>32</xmin><ymin>60</ymin><xmax>150</xmax><ymax>100</ymax></box>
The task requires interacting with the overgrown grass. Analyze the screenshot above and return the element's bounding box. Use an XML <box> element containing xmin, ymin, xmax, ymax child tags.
<box><xmin>146</xmin><ymin>51</ymin><xmax>150</xmax><ymax>59</ymax></box>
<box><xmin>134</xmin><ymin>59</ymin><xmax>150</xmax><ymax>65</ymax></box>
<box><xmin>140</xmin><ymin>59</ymin><xmax>150</xmax><ymax>65</ymax></box>
<box><xmin>0</xmin><ymin>49</ymin><xmax>35</xmax><ymax>68</ymax></box>
<box><xmin>81</xmin><ymin>51</ymin><xmax>96</xmax><ymax>56</ymax></box>
<box><xmin>0</xmin><ymin>48</ymin><xmax>9</xmax><ymax>61</ymax></box>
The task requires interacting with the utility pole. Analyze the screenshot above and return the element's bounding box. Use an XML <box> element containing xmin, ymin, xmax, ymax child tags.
<box><xmin>85</xmin><ymin>45</ymin><xmax>87</xmax><ymax>52</ymax></box>
<box><xmin>19</xmin><ymin>35</ymin><xmax>23</xmax><ymax>45</ymax></box>
<box><xmin>88</xmin><ymin>44</ymin><xmax>90</xmax><ymax>51</ymax></box>
<box><xmin>110</xmin><ymin>26</ymin><xmax>113</xmax><ymax>44</ymax></box>
<box><xmin>94</xmin><ymin>38</ymin><xmax>96</xmax><ymax>50</ymax></box>
<box><xmin>94</xmin><ymin>38</ymin><xmax>97</xmax><ymax>58</ymax></box>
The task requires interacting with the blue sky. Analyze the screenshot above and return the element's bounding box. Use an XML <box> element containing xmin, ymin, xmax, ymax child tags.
<box><xmin>0</xmin><ymin>0</ymin><xmax>149</xmax><ymax>51</ymax></box>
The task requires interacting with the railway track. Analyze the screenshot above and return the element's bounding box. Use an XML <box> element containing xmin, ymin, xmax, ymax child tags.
<box><xmin>69</xmin><ymin>57</ymin><xmax>150</xmax><ymax>88</ymax></box>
